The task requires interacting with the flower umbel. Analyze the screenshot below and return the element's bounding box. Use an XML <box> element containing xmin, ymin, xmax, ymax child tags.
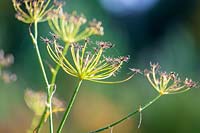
<box><xmin>48</xmin><ymin>9</ymin><xmax>104</xmax><ymax>44</ymax></box>
<box><xmin>12</xmin><ymin>0</ymin><xmax>62</xmax><ymax>23</ymax></box>
<box><xmin>89</xmin><ymin>63</ymin><xmax>198</xmax><ymax>133</ymax></box>
<box><xmin>144</xmin><ymin>63</ymin><xmax>197</xmax><ymax>95</ymax></box>
<box><xmin>47</xmin><ymin>40</ymin><xmax>133</xmax><ymax>83</ymax></box>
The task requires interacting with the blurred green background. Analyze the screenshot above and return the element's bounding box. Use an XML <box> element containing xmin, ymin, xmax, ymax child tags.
<box><xmin>0</xmin><ymin>0</ymin><xmax>200</xmax><ymax>133</ymax></box>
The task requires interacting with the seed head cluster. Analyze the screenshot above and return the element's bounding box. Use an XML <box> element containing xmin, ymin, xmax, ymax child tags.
<box><xmin>12</xmin><ymin>0</ymin><xmax>62</xmax><ymax>23</ymax></box>
<box><xmin>48</xmin><ymin>8</ymin><xmax>104</xmax><ymax>44</ymax></box>
<box><xmin>46</xmin><ymin>39</ymin><xmax>132</xmax><ymax>83</ymax></box>
<box><xmin>144</xmin><ymin>63</ymin><xmax>197</xmax><ymax>95</ymax></box>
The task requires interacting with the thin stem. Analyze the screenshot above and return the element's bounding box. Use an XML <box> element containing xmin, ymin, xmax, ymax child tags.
<box><xmin>30</xmin><ymin>22</ymin><xmax>53</xmax><ymax>133</ymax></box>
<box><xmin>50</xmin><ymin>45</ymin><xmax>69</xmax><ymax>87</ymax></box>
<box><xmin>34</xmin><ymin>107</ymin><xmax>48</xmax><ymax>132</ymax></box>
<box><xmin>35</xmin><ymin>43</ymin><xmax>69</xmax><ymax>132</ymax></box>
<box><xmin>89</xmin><ymin>94</ymin><xmax>162</xmax><ymax>133</ymax></box>
<box><xmin>47</xmin><ymin>91</ymin><xmax>54</xmax><ymax>133</ymax></box>
<box><xmin>35</xmin><ymin>44</ymin><xmax>69</xmax><ymax>132</ymax></box>
<box><xmin>57</xmin><ymin>80</ymin><xmax>83</xmax><ymax>133</ymax></box>
<box><xmin>33</xmin><ymin>22</ymin><xmax>49</xmax><ymax>87</ymax></box>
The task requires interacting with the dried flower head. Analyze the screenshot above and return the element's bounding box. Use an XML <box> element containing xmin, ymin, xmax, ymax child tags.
<box><xmin>46</xmin><ymin>39</ymin><xmax>133</xmax><ymax>83</ymax></box>
<box><xmin>24</xmin><ymin>89</ymin><xmax>65</xmax><ymax>116</ymax></box>
<box><xmin>1</xmin><ymin>71</ymin><xmax>17</xmax><ymax>83</ymax></box>
<box><xmin>0</xmin><ymin>50</ymin><xmax>17</xmax><ymax>83</ymax></box>
<box><xmin>12</xmin><ymin>0</ymin><xmax>62</xmax><ymax>23</ymax></box>
<box><xmin>144</xmin><ymin>63</ymin><xmax>197</xmax><ymax>95</ymax></box>
<box><xmin>0</xmin><ymin>49</ymin><xmax>14</xmax><ymax>67</ymax></box>
<box><xmin>48</xmin><ymin>9</ymin><xmax>104</xmax><ymax>44</ymax></box>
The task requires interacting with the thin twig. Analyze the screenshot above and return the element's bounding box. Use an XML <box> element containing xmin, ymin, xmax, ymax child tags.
<box><xmin>89</xmin><ymin>94</ymin><xmax>162</xmax><ymax>133</ymax></box>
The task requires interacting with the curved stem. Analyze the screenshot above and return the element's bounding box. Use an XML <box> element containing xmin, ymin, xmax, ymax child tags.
<box><xmin>35</xmin><ymin>44</ymin><xmax>69</xmax><ymax>132</ymax></box>
<box><xmin>89</xmin><ymin>94</ymin><xmax>162</xmax><ymax>133</ymax></box>
<box><xmin>57</xmin><ymin>80</ymin><xmax>83</xmax><ymax>133</ymax></box>
<box><xmin>33</xmin><ymin>22</ymin><xmax>49</xmax><ymax>87</ymax></box>
<box><xmin>30</xmin><ymin>22</ymin><xmax>53</xmax><ymax>133</ymax></box>
<box><xmin>34</xmin><ymin>107</ymin><xmax>48</xmax><ymax>132</ymax></box>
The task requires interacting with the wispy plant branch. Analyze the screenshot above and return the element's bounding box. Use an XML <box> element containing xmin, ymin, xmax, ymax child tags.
<box><xmin>89</xmin><ymin>94</ymin><xmax>162</xmax><ymax>133</ymax></box>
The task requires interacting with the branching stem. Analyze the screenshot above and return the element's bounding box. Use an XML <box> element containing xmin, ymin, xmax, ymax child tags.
<box><xmin>29</xmin><ymin>22</ymin><xmax>54</xmax><ymax>133</ymax></box>
<box><xmin>89</xmin><ymin>94</ymin><xmax>162</xmax><ymax>133</ymax></box>
<box><xmin>34</xmin><ymin>43</ymin><xmax>69</xmax><ymax>132</ymax></box>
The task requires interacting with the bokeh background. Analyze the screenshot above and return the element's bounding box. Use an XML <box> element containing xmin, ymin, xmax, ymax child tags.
<box><xmin>0</xmin><ymin>0</ymin><xmax>200</xmax><ymax>132</ymax></box>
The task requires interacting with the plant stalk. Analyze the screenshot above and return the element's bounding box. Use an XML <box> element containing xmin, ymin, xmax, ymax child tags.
<box><xmin>33</xmin><ymin>22</ymin><xmax>49</xmax><ymax>87</ymax></box>
<box><xmin>89</xmin><ymin>94</ymin><xmax>162</xmax><ymax>133</ymax></box>
<box><xmin>35</xmin><ymin>44</ymin><xmax>69</xmax><ymax>132</ymax></box>
<box><xmin>30</xmin><ymin>22</ymin><xmax>53</xmax><ymax>133</ymax></box>
<box><xmin>57</xmin><ymin>80</ymin><xmax>83</xmax><ymax>133</ymax></box>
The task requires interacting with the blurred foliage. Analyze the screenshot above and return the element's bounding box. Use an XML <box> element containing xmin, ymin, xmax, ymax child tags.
<box><xmin>0</xmin><ymin>0</ymin><xmax>200</xmax><ymax>133</ymax></box>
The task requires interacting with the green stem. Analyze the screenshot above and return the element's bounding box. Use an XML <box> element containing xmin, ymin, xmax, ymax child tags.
<box><xmin>50</xmin><ymin>45</ymin><xmax>69</xmax><ymax>87</ymax></box>
<box><xmin>34</xmin><ymin>107</ymin><xmax>48</xmax><ymax>132</ymax></box>
<box><xmin>47</xmin><ymin>91</ymin><xmax>54</xmax><ymax>133</ymax></box>
<box><xmin>57</xmin><ymin>80</ymin><xmax>83</xmax><ymax>133</ymax></box>
<box><xmin>33</xmin><ymin>22</ymin><xmax>49</xmax><ymax>87</ymax></box>
<box><xmin>35</xmin><ymin>44</ymin><xmax>69</xmax><ymax>132</ymax></box>
<box><xmin>30</xmin><ymin>22</ymin><xmax>53</xmax><ymax>133</ymax></box>
<box><xmin>89</xmin><ymin>94</ymin><xmax>162</xmax><ymax>133</ymax></box>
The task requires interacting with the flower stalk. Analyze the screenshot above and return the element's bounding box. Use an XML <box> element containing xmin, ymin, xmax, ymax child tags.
<box><xmin>89</xmin><ymin>63</ymin><xmax>197</xmax><ymax>133</ymax></box>
<box><xmin>89</xmin><ymin>94</ymin><xmax>162</xmax><ymax>133</ymax></box>
<box><xmin>29</xmin><ymin>21</ymin><xmax>54</xmax><ymax>133</ymax></box>
<box><xmin>12</xmin><ymin>1</ymin><xmax>63</xmax><ymax>131</ymax></box>
<box><xmin>12</xmin><ymin>1</ymin><xmax>198</xmax><ymax>133</ymax></box>
<box><xmin>25</xmin><ymin>89</ymin><xmax>65</xmax><ymax>133</ymax></box>
<box><xmin>57</xmin><ymin>80</ymin><xmax>83</xmax><ymax>133</ymax></box>
<box><xmin>34</xmin><ymin>43</ymin><xmax>69</xmax><ymax>132</ymax></box>
<box><xmin>45</xmin><ymin>39</ymin><xmax>135</xmax><ymax>132</ymax></box>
